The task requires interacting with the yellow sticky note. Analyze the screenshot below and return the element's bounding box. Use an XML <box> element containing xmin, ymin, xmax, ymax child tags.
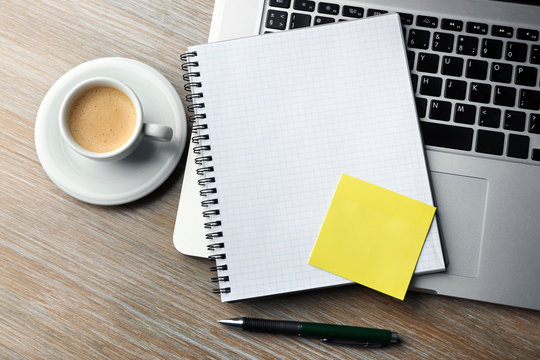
<box><xmin>308</xmin><ymin>174</ymin><xmax>436</xmax><ymax>300</ymax></box>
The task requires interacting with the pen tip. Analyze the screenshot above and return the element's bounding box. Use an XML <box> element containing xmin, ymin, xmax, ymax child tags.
<box><xmin>218</xmin><ymin>318</ymin><xmax>244</xmax><ymax>327</ymax></box>
<box><xmin>390</xmin><ymin>332</ymin><xmax>399</xmax><ymax>344</ymax></box>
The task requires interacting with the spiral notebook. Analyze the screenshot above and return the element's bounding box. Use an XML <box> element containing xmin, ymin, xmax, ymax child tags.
<box><xmin>182</xmin><ymin>14</ymin><xmax>445</xmax><ymax>302</ymax></box>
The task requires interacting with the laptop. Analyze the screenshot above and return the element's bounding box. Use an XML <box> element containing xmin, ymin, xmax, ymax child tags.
<box><xmin>174</xmin><ymin>0</ymin><xmax>540</xmax><ymax>310</ymax></box>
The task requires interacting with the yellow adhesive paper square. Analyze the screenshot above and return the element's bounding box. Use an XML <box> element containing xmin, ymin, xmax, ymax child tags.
<box><xmin>308</xmin><ymin>174</ymin><xmax>436</xmax><ymax>300</ymax></box>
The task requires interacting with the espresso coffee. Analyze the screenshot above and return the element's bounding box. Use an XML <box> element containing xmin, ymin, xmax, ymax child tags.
<box><xmin>68</xmin><ymin>86</ymin><xmax>137</xmax><ymax>153</ymax></box>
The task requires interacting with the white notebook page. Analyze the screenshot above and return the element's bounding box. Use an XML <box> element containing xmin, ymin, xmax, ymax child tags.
<box><xmin>188</xmin><ymin>14</ymin><xmax>445</xmax><ymax>302</ymax></box>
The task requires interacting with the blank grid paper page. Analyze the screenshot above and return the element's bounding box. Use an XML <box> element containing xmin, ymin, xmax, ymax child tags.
<box><xmin>190</xmin><ymin>14</ymin><xmax>444</xmax><ymax>301</ymax></box>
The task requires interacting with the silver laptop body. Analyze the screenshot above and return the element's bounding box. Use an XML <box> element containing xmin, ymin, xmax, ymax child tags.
<box><xmin>176</xmin><ymin>0</ymin><xmax>540</xmax><ymax>310</ymax></box>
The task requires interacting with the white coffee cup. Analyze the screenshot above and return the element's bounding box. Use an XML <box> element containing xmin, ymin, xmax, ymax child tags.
<box><xmin>59</xmin><ymin>77</ymin><xmax>173</xmax><ymax>162</ymax></box>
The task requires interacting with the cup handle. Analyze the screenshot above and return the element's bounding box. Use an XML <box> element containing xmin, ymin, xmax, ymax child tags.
<box><xmin>143</xmin><ymin>123</ymin><xmax>173</xmax><ymax>142</ymax></box>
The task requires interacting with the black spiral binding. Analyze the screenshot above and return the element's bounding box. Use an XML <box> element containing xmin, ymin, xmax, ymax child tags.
<box><xmin>180</xmin><ymin>51</ymin><xmax>230</xmax><ymax>295</ymax></box>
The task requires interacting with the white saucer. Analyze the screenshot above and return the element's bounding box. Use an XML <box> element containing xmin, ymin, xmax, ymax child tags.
<box><xmin>35</xmin><ymin>58</ymin><xmax>187</xmax><ymax>205</ymax></box>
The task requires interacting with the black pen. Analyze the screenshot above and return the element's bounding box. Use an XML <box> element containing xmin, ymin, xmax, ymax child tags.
<box><xmin>219</xmin><ymin>317</ymin><xmax>399</xmax><ymax>347</ymax></box>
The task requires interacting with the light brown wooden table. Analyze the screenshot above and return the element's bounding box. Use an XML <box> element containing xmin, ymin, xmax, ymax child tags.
<box><xmin>1</xmin><ymin>1</ymin><xmax>539</xmax><ymax>359</ymax></box>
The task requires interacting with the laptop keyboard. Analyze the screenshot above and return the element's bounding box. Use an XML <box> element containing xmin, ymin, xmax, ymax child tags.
<box><xmin>262</xmin><ymin>0</ymin><xmax>540</xmax><ymax>165</ymax></box>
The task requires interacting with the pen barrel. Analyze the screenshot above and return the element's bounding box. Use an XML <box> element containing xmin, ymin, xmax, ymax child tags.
<box><xmin>242</xmin><ymin>318</ymin><xmax>300</xmax><ymax>335</ymax></box>
<box><xmin>300</xmin><ymin>322</ymin><xmax>392</xmax><ymax>343</ymax></box>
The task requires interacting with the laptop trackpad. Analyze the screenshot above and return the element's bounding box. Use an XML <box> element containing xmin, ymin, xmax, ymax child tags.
<box><xmin>430</xmin><ymin>171</ymin><xmax>488</xmax><ymax>278</ymax></box>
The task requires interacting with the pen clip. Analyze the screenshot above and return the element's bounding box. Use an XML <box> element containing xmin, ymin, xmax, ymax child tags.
<box><xmin>320</xmin><ymin>338</ymin><xmax>385</xmax><ymax>348</ymax></box>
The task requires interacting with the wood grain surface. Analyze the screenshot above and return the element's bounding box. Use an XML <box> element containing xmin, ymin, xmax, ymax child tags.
<box><xmin>1</xmin><ymin>1</ymin><xmax>539</xmax><ymax>359</ymax></box>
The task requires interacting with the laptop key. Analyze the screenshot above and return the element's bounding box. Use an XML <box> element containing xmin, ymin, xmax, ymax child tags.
<box><xmin>455</xmin><ymin>103</ymin><xmax>476</xmax><ymax>124</ymax></box>
<box><xmin>532</xmin><ymin>45</ymin><xmax>540</xmax><ymax>65</ymax></box>
<box><xmin>367</xmin><ymin>9</ymin><xmax>387</xmax><ymax>17</ymax></box>
<box><xmin>505</xmin><ymin>42</ymin><xmax>528</xmax><ymax>62</ymax></box>
<box><xmin>517</xmin><ymin>28</ymin><xmax>539</xmax><ymax>41</ymax></box>
<box><xmin>293</xmin><ymin>0</ymin><xmax>315</xmax><ymax>12</ymax></box>
<box><xmin>314</xmin><ymin>16</ymin><xmax>334</xmax><ymax>25</ymax></box>
<box><xmin>466</xmin><ymin>59</ymin><xmax>488</xmax><ymax>80</ymax></box>
<box><xmin>397</xmin><ymin>13</ymin><xmax>413</xmax><ymax>26</ymax></box>
<box><xmin>269</xmin><ymin>0</ymin><xmax>291</xmax><ymax>8</ymax></box>
<box><xmin>415</xmin><ymin>97</ymin><xmax>427</xmax><ymax>118</ymax></box>
<box><xmin>507</xmin><ymin>134</ymin><xmax>530</xmax><ymax>159</ymax></box>
<box><xmin>504</xmin><ymin>110</ymin><xmax>526</xmax><ymax>131</ymax></box>
<box><xmin>479</xmin><ymin>107</ymin><xmax>501</xmax><ymax>128</ymax></box>
<box><xmin>481</xmin><ymin>39</ymin><xmax>503</xmax><ymax>59</ymax></box>
<box><xmin>420</xmin><ymin>121</ymin><xmax>473</xmax><ymax>151</ymax></box>
<box><xmin>408</xmin><ymin>29</ymin><xmax>430</xmax><ymax>49</ymax></box>
<box><xmin>420</xmin><ymin>76</ymin><xmax>442</xmax><ymax>96</ymax></box>
<box><xmin>476</xmin><ymin>130</ymin><xmax>504</xmax><ymax>155</ymax></box>
<box><xmin>467</xmin><ymin>22</ymin><xmax>488</xmax><ymax>35</ymax></box>
<box><xmin>432</xmin><ymin>32</ymin><xmax>454</xmax><ymax>53</ymax></box>
<box><xmin>318</xmin><ymin>2</ymin><xmax>339</xmax><ymax>15</ymax></box>
<box><xmin>342</xmin><ymin>5</ymin><xmax>363</xmax><ymax>18</ymax></box>
<box><xmin>457</xmin><ymin>35</ymin><xmax>479</xmax><ymax>56</ymax></box>
<box><xmin>429</xmin><ymin>100</ymin><xmax>452</xmax><ymax>121</ymax></box>
<box><xmin>515</xmin><ymin>66</ymin><xmax>538</xmax><ymax>87</ymax></box>
<box><xmin>417</xmin><ymin>15</ymin><xmax>438</xmax><ymax>28</ymax></box>
<box><xmin>290</xmin><ymin>13</ymin><xmax>311</xmax><ymax>29</ymax></box>
<box><xmin>411</xmin><ymin>74</ymin><xmax>418</xmax><ymax>93</ymax></box>
<box><xmin>407</xmin><ymin>51</ymin><xmax>415</xmax><ymax>70</ymax></box>
<box><xmin>469</xmin><ymin>82</ymin><xmax>491</xmax><ymax>104</ymax></box>
<box><xmin>492</xmin><ymin>25</ymin><xmax>513</xmax><ymax>38</ymax></box>
<box><xmin>490</xmin><ymin>62</ymin><xmax>513</xmax><ymax>83</ymax></box>
<box><xmin>532</xmin><ymin>149</ymin><xmax>540</xmax><ymax>161</ymax></box>
<box><xmin>530</xmin><ymin>113</ymin><xmax>540</xmax><ymax>134</ymax></box>
<box><xmin>266</xmin><ymin>10</ymin><xmax>288</xmax><ymax>30</ymax></box>
<box><xmin>441</xmin><ymin>18</ymin><xmax>463</xmax><ymax>32</ymax></box>
<box><xmin>417</xmin><ymin>53</ymin><xmax>439</xmax><ymax>73</ymax></box>
<box><xmin>441</xmin><ymin>56</ymin><xmax>463</xmax><ymax>77</ymax></box>
<box><xmin>494</xmin><ymin>86</ymin><xmax>516</xmax><ymax>107</ymax></box>
<box><xmin>519</xmin><ymin>89</ymin><xmax>540</xmax><ymax>110</ymax></box>
<box><xmin>445</xmin><ymin>79</ymin><xmax>467</xmax><ymax>100</ymax></box>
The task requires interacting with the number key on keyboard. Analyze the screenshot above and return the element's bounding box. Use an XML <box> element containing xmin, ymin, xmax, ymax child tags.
<box><xmin>457</xmin><ymin>35</ymin><xmax>479</xmax><ymax>56</ymax></box>
<box><xmin>408</xmin><ymin>29</ymin><xmax>430</xmax><ymax>49</ymax></box>
<box><xmin>432</xmin><ymin>32</ymin><xmax>454</xmax><ymax>53</ymax></box>
<box><xmin>481</xmin><ymin>39</ymin><xmax>503</xmax><ymax>59</ymax></box>
<box><xmin>505</xmin><ymin>42</ymin><xmax>528</xmax><ymax>62</ymax></box>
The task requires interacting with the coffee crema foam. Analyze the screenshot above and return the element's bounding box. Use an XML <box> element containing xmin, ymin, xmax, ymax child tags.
<box><xmin>68</xmin><ymin>86</ymin><xmax>137</xmax><ymax>153</ymax></box>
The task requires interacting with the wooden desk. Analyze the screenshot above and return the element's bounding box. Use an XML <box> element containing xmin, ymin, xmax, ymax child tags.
<box><xmin>1</xmin><ymin>1</ymin><xmax>538</xmax><ymax>358</ymax></box>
